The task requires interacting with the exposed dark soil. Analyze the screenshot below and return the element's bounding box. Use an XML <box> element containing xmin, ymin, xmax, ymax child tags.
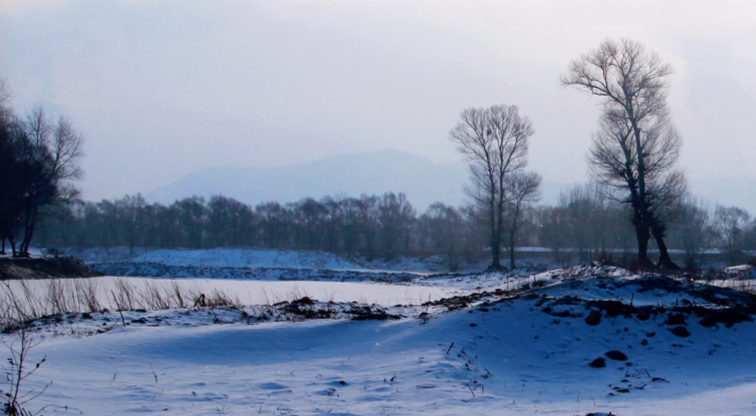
<box><xmin>429</xmin><ymin>273</ymin><xmax>756</xmax><ymax>333</ymax></box>
<box><xmin>0</xmin><ymin>256</ymin><xmax>101</xmax><ymax>280</ymax></box>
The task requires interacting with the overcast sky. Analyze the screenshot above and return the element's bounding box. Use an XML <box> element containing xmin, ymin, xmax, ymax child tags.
<box><xmin>1</xmin><ymin>0</ymin><xmax>755</xmax><ymax>201</ymax></box>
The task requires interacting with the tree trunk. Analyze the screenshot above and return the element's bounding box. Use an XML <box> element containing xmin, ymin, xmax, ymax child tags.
<box><xmin>635</xmin><ymin>223</ymin><xmax>651</xmax><ymax>268</ymax></box>
<box><xmin>651</xmin><ymin>222</ymin><xmax>678</xmax><ymax>269</ymax></box>
<box><xmin>19</xmin><ymin>206</ymin><xmax>37</xmax><ymax>257</ymax></box>
<box><xmin>508</xmin><ymin>214</ymin><xmax>518</xmax><ymax>270</ymax></box>
<box><xmin>509</xmin><ymin>238</ymin><xmax>516</xmax><ymax>269</ymax></box>
<box><xmin>490</xmin><ymin>238</ymin><xmax>503</xmax><ymax>270</ymax></box>
<box><xmin>7</xmin><ymin>234</ymin><xmax>17</xmax><ymax>257</ymax></box>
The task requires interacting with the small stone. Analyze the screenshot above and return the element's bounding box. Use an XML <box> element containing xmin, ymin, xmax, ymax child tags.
<box><xmin>589</xmin><ymin>357</ymin><xmax>606</xmax><ymax>368</ymax></box>
<box><xmin>585</xmin><ymin>310</ymin><xmax>602</xmax><ymax>326</ymax></box>
<box><xmin>671</xmin><ymin>326</ymin><xmax>691</xmax><ymax>337</ymax></box>
<box><xmin>605</xmin><ymin>350</ymin><xmax>628</xmax><ymax>361</ymax></box>
<box><xmin>665</xmin><ymin>313</ymin><xmax>687</xmax><ymax>326</ymax></box>
<box><xmin>641</xmin><ymin>339</ymin><xmax>649</xmax><ymax>346</ymax></box>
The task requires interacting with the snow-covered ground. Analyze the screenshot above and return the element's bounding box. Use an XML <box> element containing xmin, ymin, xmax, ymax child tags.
<box><xmin>129</xmin><ymin>248</ymin><xmax>370</xmax><ymax>271</ymax></box>
<box><xmin>62</xmin><ymin>247</ymin><xmax>559</xmax><ymax>275</ymax></box>
<box><xmin>0</xmin><ymin>276</ymin><xmax>453</xmax><ymax>309</ymax></box>
<box><xmin>3</xmin><ymin>261</ymin><xmax>756</xmax><ymax>415</ymax></box>
<box><xmin>62</xmin><ymin>247</ymin><xmax>370</xmax><ymax>270</ymax></box>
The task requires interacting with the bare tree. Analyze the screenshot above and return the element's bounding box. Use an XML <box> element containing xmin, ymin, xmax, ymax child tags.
<box><xmin>503</xmin><ymin>171</ymin><xmax>541</xmax><ymax>269</ymax></box>
<box><xmin>563</xmin><ymin>38</ymin><xmax>685</xmax><ymax>268</ymax></box>
<box><xmin>419</xmin><ymin>202</ymin><xmax>464</xmax><ymax>270</ymax></box>
<box><xmin>672</xmin><ymin>197</ymin><xmax>713</xmax><ymax>268</ymax></box>
<box><xmin>714</xmin><ymin>205</ymin><xmax>751</xmax><ymax>259</ymax></box>
<box><xmin>377</xmin><ymin>192</ymin><xmax>415</xmax><ymax>260</ymax></box>
<box><xmin>449</xmin><ymin>104</ymin><xmax>535</xmax><ymax>270</ymax></box>
<box><xmin>118</xmin><ymin>194</ymin><xmax>147</xmax><ymax>254</ymax></box>
<box><xmin>6</xmin><ymin>108</ymin><xmax>85</xmax><ymax>257</ymax></box>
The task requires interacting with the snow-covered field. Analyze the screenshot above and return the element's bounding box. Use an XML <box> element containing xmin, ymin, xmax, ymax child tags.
<box><xmin>6</xmin><ymin>268</ymin><xmax>756</xmax><ymax>415</ymax></box>
<box><xmin>0</xmin><ymin>276</ymin><xmax>453</xmax><ymax>308</ymax></box>
<box><xmin>129</xmin><ymin>248</ymin><xmax>370</xmax><ymax>271</ymax></box>
<box><xmin>5</xmin><ymin>249</ymin><xmax>756</xmax><ymax>415</ymax></box>
<box><xmin>63</xmin><ymin>247</ymin><xmax>554</xmax><ymax>275</ymax></box>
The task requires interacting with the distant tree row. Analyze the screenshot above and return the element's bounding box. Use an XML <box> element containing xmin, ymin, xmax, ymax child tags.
<box><xmin>34</xmin><ymin>186</ymin><xmax>756</xmax><ymax>268</ymax></box>
<box><xmin>35</xmin><ymin>192</ymin><xmax>487</xmax><ymax>268</ymax></box>
<box><xmin>537</xmin><ymin>186</ymin><xmax>756</xmax><ymax>267</ymax></box>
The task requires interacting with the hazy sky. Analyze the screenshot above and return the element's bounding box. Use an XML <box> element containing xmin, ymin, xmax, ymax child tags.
<box><xmin>1</xmin><ymin>0</ymin><xmax>755</xmax><ymax>201</ymax></box>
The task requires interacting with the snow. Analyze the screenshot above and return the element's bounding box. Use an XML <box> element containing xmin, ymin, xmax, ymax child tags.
<box><xmin>0</xmin><ymin>277</ymin><xmax>454</xmax><ymax>309</ymax></box>
<box><xmin>129</xmin><ymin>248</ymin><xmax>369</xmax><ymax>271</ymax></box>
<box><xmin>5</xmin><ymin>257</ymin><xmax>756</xmax><ymax>415</ymax></box>
<box><xmin>68</xmin><ymin>247</ymin><xmax>559</xmax><ymax>275</ymax></box>
<box><xmin>723</xmin><ymin>264</ymin><xmax>756</xmax><ymax>279</ymax></box>
<box><xmin>9</xmin><ymin>279</ymin><xmax>756</xmax><ymax>415</ymax></box>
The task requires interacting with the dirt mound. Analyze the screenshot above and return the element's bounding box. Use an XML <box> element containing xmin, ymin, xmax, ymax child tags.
<box><xmin>0</xmin><ymin>256</ymin><xmax>101</xmax><ymax>280</ymax></box>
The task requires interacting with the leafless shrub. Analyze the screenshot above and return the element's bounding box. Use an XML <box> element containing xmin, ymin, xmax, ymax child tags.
<box><xmin>74</xmin><ymin>279</ymin><xmax>100</xmax><ymax>313</ymax></box>
<box><xmin>287</xmin><ymin>284</ymin><xmax>306</xmax><ymax>302</ymax></box>
<box><xmin>170</xmin><ymin>281</ymin><xmax>187</xmax><ymax>308</ymax></box>
<box><xmin>46</xmin><ymin>279</ymin><xmax>76</xmax><ymax>316</ymax></box>
<box><xmin>201</xmin><ymin>289</ymin><xmax>241</xmax><ymax>308</ymax></box>
<box><xmin>112</xmin><ymin>277</ymin><xmax>136</xmax><ymax>311</ymax></box>
<box><xmin>1</xmin><ymin>328</ymin><xmax>49</xmax><ymax>415</ymax></box>
<box><xmin>139</xmin><ymin>283</ymin><xmax>171</xmax><ymax>310</ymax></box>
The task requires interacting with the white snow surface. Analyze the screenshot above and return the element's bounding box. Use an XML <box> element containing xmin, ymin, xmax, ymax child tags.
<box><xmin>5</xmin><ymin>263</ymin><xmax>756</xmax><ymax>415</ymax></box>
<box><xmin>68</xmin><ymin>247</ymin><xmax>559</xmax><ymax>275</ymax></box>
<box><xmin>0</xmin><ymin>277</ymin><xmax>454</xmax><ymax>308</ymax></box>
<box><xmin>128</xmin><ymin>248</ymin><xmax>369</xmax><ymax>270</ymax></box>
<box><xmin>9</xmin><ymin>283</ymin><xmax>756</xmax><ymax>415</ymax></box>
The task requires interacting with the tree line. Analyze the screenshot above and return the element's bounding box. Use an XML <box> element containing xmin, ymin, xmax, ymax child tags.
<box><xmin>33</xmin><ymin>187</ymin><xmax>756</xmax><ymax>268</ymax></box>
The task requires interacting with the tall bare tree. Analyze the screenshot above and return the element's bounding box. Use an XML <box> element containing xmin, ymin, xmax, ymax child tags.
<box><xmin>449</xmin><ymin>104</ymin><xmax>535</xmax><ymax>270</ymax></box>
<box><xmin>563</xmin><ymin>38</ymin><xmax>685</xmax><ymax>268</ymax></box>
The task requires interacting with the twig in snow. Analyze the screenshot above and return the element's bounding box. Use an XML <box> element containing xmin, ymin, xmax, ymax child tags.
<box><xmin>111</xmin><ymin>290</ymin><xmax>126</xmax><ymax>327</ymax></box>
<box><xmin>149</xmin><ymin>363</ymin><xmax>158</xmax><ymax>383</ymax></box>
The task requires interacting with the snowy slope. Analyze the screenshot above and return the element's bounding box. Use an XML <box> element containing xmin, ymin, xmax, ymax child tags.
<box><xmin>6</xmin><ymin>271</ymin><xmax>756</xmax><ymax>415</ymax></box>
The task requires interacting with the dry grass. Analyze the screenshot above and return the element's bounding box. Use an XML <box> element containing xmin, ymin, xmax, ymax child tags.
<box><xmin>0</xmin><ymin>278</ymin><xmax>241</xmax><ymax>327</ymax></box>
<box><xmin>714</xmin><ymin>279</ymin><xmax>756</xmax><ymax>294</ymax></box>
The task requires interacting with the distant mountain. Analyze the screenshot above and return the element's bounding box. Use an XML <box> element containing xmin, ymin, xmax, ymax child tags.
<box><xmin>147</xmin><ymin>150</ymin><xmax>756</xmax><ymax>213</ymax></box>
<box><xmin>146</xmin><ymin>149</ymin><xmax>572</xmax><ymax>210</ymax></box>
